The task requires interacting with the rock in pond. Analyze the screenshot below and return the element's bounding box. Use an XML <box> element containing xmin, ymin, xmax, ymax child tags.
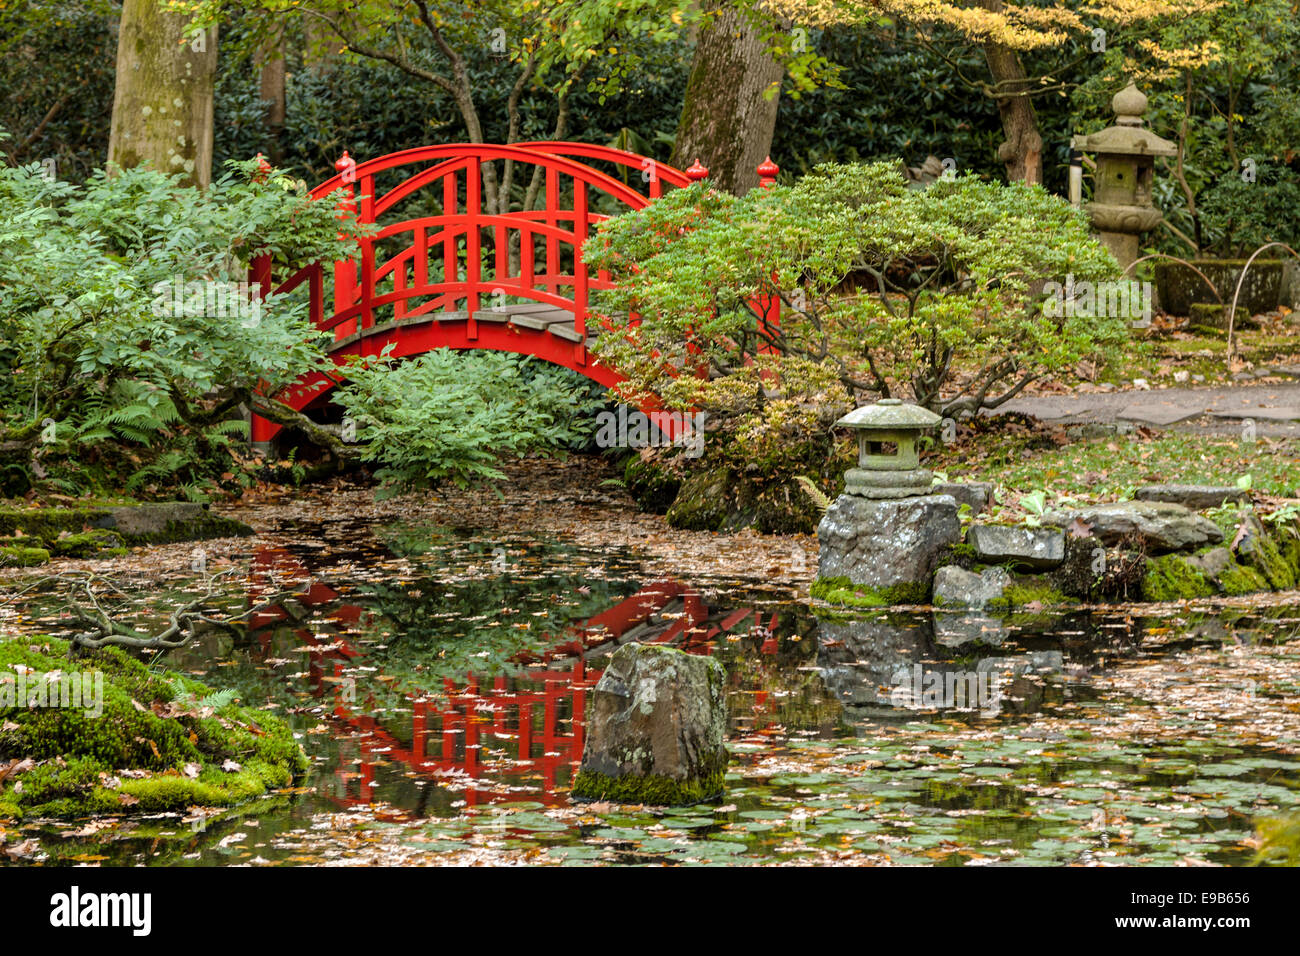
<box><xmin>933</xmin><ymin>565</ymin><xmax>1011</xmax><ymax>609</ymax></box>
<box><xmin>816</xmin><ymin>494</ymin><xmax>960</xmax><ymax>601</ymax></box>
<box><xmin>1042</xmin><ymin>501</ymin><xmax>1223</xmax><ymax>554</ymax></box>
<box><xmin>571</xmin><ymin>642</ymin><xmax>727</xmax><ymax>806</ymax></box>
<box><xmin>966</xmin><ymin>525</ymin><xmax>1065</xmax><ymax>570</ymax></box>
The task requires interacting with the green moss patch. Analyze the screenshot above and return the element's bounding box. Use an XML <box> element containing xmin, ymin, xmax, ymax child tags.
<box><xmin>570</xmin><ymin>768</ymin><xmax>725</xmax><ymax>806</ymax></box>
<box><xmin>811</xmin><ymin>576</ymin><xmax>929</xmax><ymax>607</ymax></box>
<box><xmin>0</xmin><ymin>545</ymin><xmax>51</xmax><ymax>567</ymax></box>
<box><xmin>0</xmin><ymin>636</ymin><xmax>306</xmax><ymax>820</ymax></box>
<box><xmin>1241</xmin><ymin>534</ymin><xmax>1296</xmax><ymax>591</ymax></box>
<box><xmin>1218</xmin><ymin>561</ymin><xmax>1271</xmax><ymax>596</ymax></box>
<box><xmin>987</xmin><ymin>577</ymin><xmax>1077</xmax><ymax>610</ymax></box>
<box><xmin>1142</xmin><ymin>554</ymin><xmax>1217</xmax><ymax>602</ymax></box>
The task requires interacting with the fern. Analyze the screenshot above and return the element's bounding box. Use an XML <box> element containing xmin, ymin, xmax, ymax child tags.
<box><xmin>168</xmin><ymin>678</ymin><xmax>237</xmax><ymax>712</ymax></box>
<box><xmin>793</xmin><ymin>475</ymin><xmax>831</xmax><ymax>514</ymax></box>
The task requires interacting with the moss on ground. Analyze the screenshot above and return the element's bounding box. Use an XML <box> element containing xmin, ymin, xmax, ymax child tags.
<box><xmin>0</xmin><ymin>636</ymin><xmax>306</xmax><ymax>820</ymax></box>
<box><xmin>810</xmin><ymin>576</ymin><xmax>929</xmax><ymax>607</ymax></box>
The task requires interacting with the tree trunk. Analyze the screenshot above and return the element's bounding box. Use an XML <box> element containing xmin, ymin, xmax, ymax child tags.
<box><xmin>978</xmin><ymin>0</ymin><xmax>1042</xmax><ymax>185</ymax></box>
<box><xmin>669</xmin><ymin>1</ymin><xmax>783</xmax><ymax>194</ymax></box>
<box><xmin>258</xmin><ymin>26</ymin><xmax>286</xmax><ymax>164</ymax></box>
<box><xmin>107</xmin><ymin>0</ymin><xmax>218</xmax><ymax>188</ymax></box>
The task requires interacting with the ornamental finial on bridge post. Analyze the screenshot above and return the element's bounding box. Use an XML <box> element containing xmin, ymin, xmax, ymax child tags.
<box><xmin>252</xmin><ymin>152</ymin><xmax>272</xmax><ymax>182</ymax></box>
<box><xmin>335</xmin><ymin>149</ymin><xmax>357</xmax><ymax>183</ymax></box>
<box><xmin>333</xmin><ymin>150</ymin><xmax>357</xmax><ymax>225</ymax></box>
<box><xmin>757</xmin><ymin>156</ymin><xmax>779</xmax><ymax>189</ymax></box>
<box><xmin>685</xmin><ymin>158</ymin><xmax>709</xmax><ymax>183</ymax></box>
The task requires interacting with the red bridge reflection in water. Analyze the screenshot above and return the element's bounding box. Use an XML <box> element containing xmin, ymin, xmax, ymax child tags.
<box><xmin>247</xmin><ymin>547</ymin><xmax>779</xmax><ymax>807</ymax></box>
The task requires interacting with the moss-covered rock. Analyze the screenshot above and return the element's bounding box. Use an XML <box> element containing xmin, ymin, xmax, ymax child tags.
<box><xmin>47</xmin><ymin>529</ymin><xmax>127</xmax><ymax>559</ymax></box>
<box><xmin>1141</xmin><ymin>554</ymin><xmax>1217</xmax><ymax>602</ymax></box>
<box><xmin>0</xmin><ymin>502</ymin><xmax>251</xmax><ymax>559</ymax></box>
<box><xmin>572</xmin><ymin>643</ymin><xmax>727</xmax><ymax>806</ymax></box>
<box><xmin>0</xmin><ymin>545</ymin><xmax>51</xmax><ymax>567</ymax></box>
<box><xmin>1239</xmin><ymin>532</ymin><xmax>1296</xmax><ymax>591</ymax></box>
<box><xmin>664</xmin><ymin>469</ymin><xmax>731</xmax><ymax>532</ymax></box>
<box><xmin>811</xmin><ymin>575</ymin><xmax>930</xmax><ymax>607</ymax></box>
<box><xmin>665</xmin><ymin>464</ymin><xmax>824</xmax><ymax>535</ymax></box>
<box><xmin>0</xmin><ymin>636</ymin><xmax>306</xmax><ymax>820</ymax></box>
<box><xmin>1218</xmin><ymin>561</ymin><xmax>1271</xmax><ymax>596</ymax></box>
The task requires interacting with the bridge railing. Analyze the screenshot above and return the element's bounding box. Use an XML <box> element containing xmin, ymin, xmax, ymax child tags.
<box><xmin>250</xmin><ymin>144</ymin><xmax>705</xmax><ymax>349</ymax></box>
<box><xmin>247</xmin><ymin>145</ymin><xmax>781</xmax><ymax>445</ymax></box>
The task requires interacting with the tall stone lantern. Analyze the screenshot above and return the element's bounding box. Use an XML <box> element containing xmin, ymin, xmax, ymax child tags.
<box><xmin>1071</xmin><ymin>82</ymin><xmax>1177</xmax><ymax>271</ymax></box>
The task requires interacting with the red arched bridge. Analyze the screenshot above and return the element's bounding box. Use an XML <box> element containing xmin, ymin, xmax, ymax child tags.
<box><xmin>248</xmin><ymin>142</ymin><xmax>781</xmax><ymax>447</ymax></box>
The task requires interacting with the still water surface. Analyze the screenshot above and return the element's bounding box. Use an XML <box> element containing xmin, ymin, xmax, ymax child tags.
<box><xmin>10</xmin><ymin>513</ymin><xmax>1300</xmax><ymax>865</ymax></box>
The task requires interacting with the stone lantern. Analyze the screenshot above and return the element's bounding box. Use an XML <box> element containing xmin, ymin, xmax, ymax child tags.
<box><xmin>836</xmin><ymin>398</ymin><xmax>941</xmax><ymax>499</ymax></box>
<box><xmin>1071</xmin><ymin>82</ymin><xmax>1177</xmax><ymax>271</ymax></box>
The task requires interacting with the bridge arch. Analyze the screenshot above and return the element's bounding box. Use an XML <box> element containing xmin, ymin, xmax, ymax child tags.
<box><xmin>250</xmin><ymin>143</ymin><xmax>711</xmax><ymax>446</ymax></box>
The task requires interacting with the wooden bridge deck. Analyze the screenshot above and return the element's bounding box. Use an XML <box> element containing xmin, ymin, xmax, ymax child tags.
<box><xmin>330</xmin><ymin>304</ymin><xmax>601</xmax><ymax>353</ymax></box>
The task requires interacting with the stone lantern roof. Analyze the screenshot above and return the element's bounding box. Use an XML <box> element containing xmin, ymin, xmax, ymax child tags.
<box><xmin>835</xmin><ymin>398</ymin><xmax>942</xmax><ymax>431</ymax></box>
<box><xmin>1071</xmin><ymin>82</ymin><xmax>1176</xmax><ymax>158</ymax></box>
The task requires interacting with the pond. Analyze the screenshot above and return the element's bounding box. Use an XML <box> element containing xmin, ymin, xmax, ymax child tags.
<box><xmin>4</xmin><ymin>503</ymin><xmax>1300</xmax><ymax>866</ymax></box>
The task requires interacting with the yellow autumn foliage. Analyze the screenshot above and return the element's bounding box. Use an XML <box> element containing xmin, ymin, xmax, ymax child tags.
<box><xmin>761</xmin><ymin>0</ymin><xmax>1227</xmax><ymax>55</ymax></box>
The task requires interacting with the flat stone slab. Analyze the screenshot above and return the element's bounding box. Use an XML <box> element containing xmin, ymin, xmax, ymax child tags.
<box><xmin>1133</xmin><ymin>484</ymin><xmax>1250</xmax><ymax>509</ymax></box>
<box><xmin>817</xmin><ymin>493</ymin><xmax>960</xmax><ymax>589</ymax></box>
<box><xmin>1042</xmin><ymin>501</ymin><xmax>1223</xmax><ymax>553</ymax></box>
<box><xmin>931</xmin><ymin>481</ymin><xmax>994</xmax><ymax>514</ymax></box>
<box><xmin>966</xmin><ymin>525</ymin><xmax>1065</xmax><ymax>570</ymax></box>
<box><xmin>1117</xmin><ymin>403</ymin><xmax>1200</xmax><ymax>426</ymax></box>
<box><xmin>1209</xmin><ymin>406</ymin><xmax>1300</xmax><ymax>421</ymax></box>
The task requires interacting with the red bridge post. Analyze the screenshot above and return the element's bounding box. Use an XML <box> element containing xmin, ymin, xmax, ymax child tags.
<box><xmin>755</xmin><ymin>156</ymin><xmax>781</xmax><ymax>356</ymax></box>
<box><xmin>332</xmin><ymin>151</ymin><xmax>358</xmax><ymax>328</ymax></box>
